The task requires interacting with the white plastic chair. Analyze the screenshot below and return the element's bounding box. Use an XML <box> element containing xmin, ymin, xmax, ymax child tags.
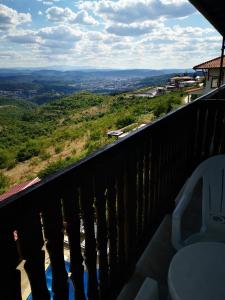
<box><xmin>134</xmin><ymin>277</ymin><xmax>159</xmax><ymax>300</ymax></box>
<box><xmin>172</xmin><ymin>155</ymin><xmax>225</xmax><ymax>250</ymax></box>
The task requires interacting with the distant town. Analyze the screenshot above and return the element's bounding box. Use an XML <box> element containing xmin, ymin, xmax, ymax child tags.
<box><xmin>0</xmin><ymin>68</ymin><xmax>198</xmax><ymax>104</ymax></box>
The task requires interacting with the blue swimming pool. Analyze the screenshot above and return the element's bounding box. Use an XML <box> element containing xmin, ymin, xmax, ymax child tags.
<box><xmin>27</xmin><ymin>261</ymin><xmax>90</xmax><ymax>300</ymax></box>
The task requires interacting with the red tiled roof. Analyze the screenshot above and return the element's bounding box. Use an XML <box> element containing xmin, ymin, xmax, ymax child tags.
<box><xmin>0</xmin><ymin>177</ymin><xmax>40</xmax><ymax>202</ymax></box>
<box><xmin>193</xmin><ymin>56</ymin><xmax>225</xmax><ymax>69</ymax></box>
<box><xmin>186</xmin><ymin>87</ymin><xmax>203</xmax><ymax>94</ymax></box>
<box><xmin>170</xmin><ymin>76</ymin><xmax>193</xmax><ymax>81</ymax></box>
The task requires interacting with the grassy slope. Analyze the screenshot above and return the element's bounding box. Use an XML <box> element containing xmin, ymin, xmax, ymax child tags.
<box><xmin>0</xmin><ymin>90</ymin><xmax>185</xmax><ymax>192</ymax></box>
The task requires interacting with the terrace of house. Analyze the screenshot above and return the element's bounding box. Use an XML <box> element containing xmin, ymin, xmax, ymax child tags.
<box><xmin>1</xmin><ymin>84</ymin><xmax>225</xmax><ymax>300</ymax></box>
<box><xmin>1</xmin><ymin>0</ymin><xmax>225</xmax><ymax>298</ymax></box>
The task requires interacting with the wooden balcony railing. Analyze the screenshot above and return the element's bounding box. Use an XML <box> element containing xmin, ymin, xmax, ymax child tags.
<box><xmin>1</xmin><ymin>91</ymin><xmax>225</xmax><ymax>300</ymax></box>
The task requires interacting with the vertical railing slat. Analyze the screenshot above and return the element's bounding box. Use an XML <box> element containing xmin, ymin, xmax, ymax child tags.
<box><xmin>95</xmin><ymin>173</ymin><xmax>109</xmax><ymax>300</ymax></box>
<box><xmin>0</xmin><ymin>222</ymin><xmax>22</xmax><ymax>300</ymax></box>
<box><xmin>107</xmin><ymin>173</ymin><xmax>118</xmax><ymax>290</ymax></box>
<box><xmin>80</xmin><ymin>178</ymin><xmax>99</xmax><ymax>300</ymax></box>
<box><xmin>124</xmin><ymin>151</ymin><xmax>138</xmax><ymax>275</ymax></box>
<box><xmin>18</xmin><ymin>201</ymin><xmax>50</xmax><ymax>300</ymax></box>
<box><xmin>116</xmin><ymin>165</ymin><xmax>126</xmax><ymax>289</ymax></box>
<box><xmin>63</xmin><ymin>187</ymin><xmax>86</xmax><ymax>300</ymax></box>
<box><xmin>144</xmin><ymin>139</ymin><xmax>151</xmax><ymax>229</ymax></box>
<box><xmin>137</xmin><ymin>148</ymin><xmax>144</xmax><ymax>241</ymax></box>
<box><xmin>209</xmin><ymin>103</ymin><xmax>225</xmax><ymax>154</ymax></box>
<box><xmin>42</xmin><ymin>192</ymin><xmax>68</xmax><ymax>300</ymax></box>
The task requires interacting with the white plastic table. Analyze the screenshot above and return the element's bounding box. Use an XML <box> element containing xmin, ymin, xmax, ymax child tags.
<box><xmin>168</xmin><ymin>242</ymin><xmax>225</xmax><ymax>300</ymax></box>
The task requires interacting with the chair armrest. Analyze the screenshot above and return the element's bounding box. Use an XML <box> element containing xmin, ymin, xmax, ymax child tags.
<box><xmin>172</xmin><ymin>193</ymin><xmax>192</xmax><ymax>250</ymax></box>
<box><xmin>135</xmin><ymin>277</ymin><xmax>158</xmax><ymax>300</ymax></box>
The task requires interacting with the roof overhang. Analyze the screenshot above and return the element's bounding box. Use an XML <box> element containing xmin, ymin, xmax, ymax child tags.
<box><xmin>189</xmin><ymin>0</ymin><xmax>225</xmax><ymax>36</ymax></box>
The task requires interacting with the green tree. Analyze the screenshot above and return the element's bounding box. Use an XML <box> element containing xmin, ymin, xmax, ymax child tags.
<box><xmin>116</xmin><ymin>115</ymin><xmax>135</xmax><ymax>128</ymax></box>
<box><xmin>16</xmin><ymin>141</ymin><xmax>42</xmax><ymax>162</ymax></box>
<box><xmin>0</xmin><ymin>149</ymin><xmax>14</xmax><ymax>169</ymax></box>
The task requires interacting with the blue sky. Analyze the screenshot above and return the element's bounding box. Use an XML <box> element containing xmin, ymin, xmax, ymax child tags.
<box><xmin>0</xmin><ymin>0</ymin><xmax>222</xmax><ymax>69</ymax></box>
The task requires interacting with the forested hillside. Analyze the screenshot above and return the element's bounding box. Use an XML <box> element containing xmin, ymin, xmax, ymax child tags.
<box><xmin>0</xmin><ymin>90</ymin><xmax>185</xmax><ymax>194</ymax></box>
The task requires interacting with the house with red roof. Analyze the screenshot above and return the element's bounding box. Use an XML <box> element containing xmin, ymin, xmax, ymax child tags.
<box><xmin>0</xmin><ymin>177</ymin><xmax>40</xmax><ymax>202</ymax></box>
<box><xmin>193</xmin><ymin>55</ymin><xmax>225</xmax><ymax>95</ymax></box>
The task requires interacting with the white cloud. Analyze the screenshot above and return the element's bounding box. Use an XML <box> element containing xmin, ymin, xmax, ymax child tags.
<box><xmin>37</xmin><ymin>0</ymin><xmax>61</xmax><ymax>5</ymax></box>
<box><xmin>5</xmin><ymin>25</ymin><xmax>83</xmax><ymax>55</ymax></box>
<box><xmin>7</xmin><ymin>30</ymin><xmax>40</xmax><ymax>44</ymax></box>
<box><xmin>38</xmin><ymin>25</ymin><xmax>82</xmax><ymax>42</ymax></box>
<box><xmin>86</xmin><ymin>31</ymin><xmax>105</xmax><ymax>42</ymax></box>
<box><xmin>106</xmin><ymin>21</ymin><xmax>158</xmax><ymax>36</ymax></box>
<box><xmin>3</xmin><ymin>21</ymin><xmax>220</xmax><ymax>68</ymax></box>
<box><xmin>43</xmin><ymin>1</ymin><xmax>53</xmax><ymax>5</ymax></box>
<box><xmin>79</xmin><ymin>0</ymin><xmax>195</xmax><ymax>24</ymax></box>
<box><xmin>46</xmin><ymin>6</ymin><xmax>98</xmax><ymax>25</ymax></box>
<box><xmin>46</xmin><ymin>6</ymin><xmax>74</xmax><ymax>22</ymax></box>
<box><xmin>0</xmin><ymin>51</ymin><xmax>21</xmax><ymax>58</ymax></box>
<box><xmin>0</xmin><ymin>4</ymin><xmax>31</xmax><ymax>31</ymax></box>
<box><xmin>0</xmin><ymin>1</ymin><xmax>221</xmax><ymax>69</ymax></box>
<box><xmin>75</xmin><ymin>11</ymin><xmax>98</xmax><ymax>26</ymax></box>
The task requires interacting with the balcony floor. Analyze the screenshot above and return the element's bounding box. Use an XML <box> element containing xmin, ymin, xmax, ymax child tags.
<box><xmin>117</xmin><ymin>182</ymin><xmax>203</xmax><ymax>300</ymax></box>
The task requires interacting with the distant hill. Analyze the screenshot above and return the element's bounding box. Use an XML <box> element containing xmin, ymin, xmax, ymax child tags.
<box><xmin>0</xmin><ymin>68</ymin><xmax>193</xmax><ymax>78</ymax></box>
<box><xmin>0</xmin><ymin>68</ymin><xmax>194</xmax><ymax>104</ymax></box>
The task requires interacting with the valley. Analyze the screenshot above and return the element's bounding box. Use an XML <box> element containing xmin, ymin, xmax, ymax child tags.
<box><xmin>0</xmin><ymin>89</ymin><xmax>185</xmax><ymax>194</ymax></box>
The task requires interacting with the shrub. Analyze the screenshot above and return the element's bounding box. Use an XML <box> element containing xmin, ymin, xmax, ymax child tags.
<box><xmin>38</xmin><ymin>157</ymin><xmax>76</xmax><ymax>178</ymax></box>
<box><xmin>39</xmin><ymin>151</ymin><xmax>51</xmax><ymax>161</ymax></box>
<box><xmin>152</xmin><ymin>100</ymin><xmax>167</xmax><ymax>118</ymax></box>
<box><xmin>71</xmin><ymin>148</ymin><xmax>77</xmax><ymax>155</ymax></box>
<box><xmin>54</xmin><ymin>131</ymin><xmax>71</xmax><ymax>142</ymax></box>
<box><xmin>0</xmin><ymin>149</ymin><xmax>14</xmax><ymax>169</ymax></box>
<box><xmin>0</xmin><ymin>172</ymin><xmax>10</xmax><ymax>194</ymax></box>
<box><xmin>116</xmin><ymin>115</ymin><xmax>135</xmax><ymax>128</ymax></box>
<box><xmin>16</xmin><ymin>141</ymin><xmax>42</xmax><ymax>162</ymax></box>
<box><xmin>38</xmin><ymin>160</ymin><xmax>67</xmax><ymax>178</ymax></box>
<box><xmin>89</xmin><ymin>130</ymin><xmax>101</xmax><ymax>141</ymax></box>
<box><xmin>30</xmin><ymin>157</ymin><xmax>40</xmax><ymax>166</ymax></box>
<box><xmin>6</xmin><ymin>160</ymin><xmax>16</xmax><ymax>170</ymax></box>
<box><xmin>55</xmin><ymin>145</ymin><xmax>63</xmax><ymax>154</ymax></box>
<box><xmin>85</xmin><ymin>140</ymin><xmax>103</xmax><ymax>155</ymax></box>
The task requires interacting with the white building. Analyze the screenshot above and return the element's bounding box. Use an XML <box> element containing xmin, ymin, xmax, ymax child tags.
<box><xmin>193</xmin><ymin>56</ymin><xmax>225</xmax><ymax>94</ymax></box>
<box><xmin>170</xmin><ymin>76</ymin><xmax>194</xmax><ymax>88</ymax></box>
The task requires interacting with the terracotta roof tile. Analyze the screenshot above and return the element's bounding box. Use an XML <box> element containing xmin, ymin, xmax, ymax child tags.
<box><xmin>0</xmin><ymin>177</ymin><xmax>40</xmax><ymax>202</ymax></box>
<box><xmin>186</xmin><ymin>87</ymin><xmax>203</xmax><ymax>93</ymax></box>
<box><xmin>193</xmin><ymin>56</ymin><xmax>225</xmax><ymax>69</ymax></box>
<box><xmin>171</xmin><ymin>76</ymin><xmax>193</xmax><ymax>80</ymax></box>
